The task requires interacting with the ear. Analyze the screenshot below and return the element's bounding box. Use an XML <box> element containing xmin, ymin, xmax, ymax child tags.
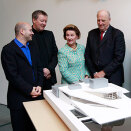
<box><xmin>20</xmin><ymin>28</ymin><xmax>25</xmax><ymax>35</ymax></box>
<box><xmin>109</xmin><ymin>18</ymin><xmax>111</xmax><ymax>22</ymax></box>
<box><xmin>32</xmin><ymin>18</ymin><xmax>36</xmax><ymax>24</ymax></box>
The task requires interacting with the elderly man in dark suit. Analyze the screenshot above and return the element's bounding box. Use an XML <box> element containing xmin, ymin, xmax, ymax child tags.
<box><xmin>32</xmin><ymin>10</ymin><xmax>58</xmax><ymax>90</ymax></box>
<box><xmin>1</xmin><ymin>22</ymin><xmax>43</xmax><ymax>131</ymax></box>
<box><xmin>85</xmin><ymin>10</ymin><xmax>125</xmax><ymax>87</ymax></box>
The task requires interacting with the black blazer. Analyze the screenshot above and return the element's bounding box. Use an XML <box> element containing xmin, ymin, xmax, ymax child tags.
<box><xmin>85</xmin><ymin>26</ymin><xmax>125</xmax><ymax>86</ymax></box>
<box><xmin>32</xmin><ymin>29</ymin><xmax>58</xmax><ymax>87</ymax></box>
<box><xmin>1</xmin><ymin>40</ymin><xmax>43</xmax><ymax>109</ymax></box>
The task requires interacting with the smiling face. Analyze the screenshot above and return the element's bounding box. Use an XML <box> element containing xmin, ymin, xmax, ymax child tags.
<box><xmin>33</xmin><ymin>14</ymin><xmax>48</xmax><ymax>32</ymax></box>
<box><xmin>66</xmin><ymin>30</ymin><xmax>78</xmax><ymax>46</ymax></box>
<box><xmin>97</xmin><ymin>10</ymin><xmax>111</xmax><ymax>32</ymax></box>
<box><xmin>15</xmin><ymin>22</ymin><xmax>34</xmax><ymax>42</ymax></box>
<box><xmin>23</xmin><ymin>24</ymin><xmax>34</xmax><ymax>41</ymax></box>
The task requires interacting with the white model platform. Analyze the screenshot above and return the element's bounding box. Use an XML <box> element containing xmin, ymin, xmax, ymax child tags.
<box><xmin>44</xmin><ymin>90</ymin><xmax>90</xmax><ymax>131</ymax></box>
<box><xmin>44</xmin><ymin>83</ymin><xmax>131</xmax><ymax>130</ymax></box>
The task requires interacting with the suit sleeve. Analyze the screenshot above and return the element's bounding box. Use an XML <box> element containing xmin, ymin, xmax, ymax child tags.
<box><xmin>58</xmin><ymin>50</ymin><xmax>79</xmax><ymax>83</ymax></box>
<box><xmin>1</xmin><ymin>46</ymin><xmax>33</xmax><ymax>96</ymax></box>
<box><xmin>35</xmin><ymin>46</ymin><xmax>43</xmax><ymax>88</ymax></box>
<box><xmin>47</xmin><ymin>31</ymin><xmax>58</xmax><ymax>72</ymax></box>
<box><xmin>85</xmin><ymin>66</ymin><xmax>90</xmax><ymax>76</ymax></box>
<box><xmin>103</xmin><ymin>31</ymin><xmax>125</xmax><ymax>76</ymax></box>
<box><xmin>85</xmin><ymin>32</ymin><xmax>97</xmax><ymax>76</ymax></box>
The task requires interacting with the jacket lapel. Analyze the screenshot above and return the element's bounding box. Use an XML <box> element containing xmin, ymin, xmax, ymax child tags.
<box><xmin>42</xmin><ymin>31</ymin><xmax>49</xmax><ymax>55</ymax></box>
<box><xmin>28</xmin><ymin>42</ymin><xmax>35</xmax><ymax>67</ymax></box>
<box><xmin>12</xmin><ymin>41</ymin><xmax>31</xmax><ymax>66</ymax></box>
<box><xmin>98</xmin><ymin>25</ymin><xmax>112</xmax><ymax>48</ymax></box>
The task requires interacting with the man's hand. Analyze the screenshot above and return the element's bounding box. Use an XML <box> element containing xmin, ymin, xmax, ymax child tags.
<box><xmin>43</xmin><ymin>68</ymin><xmax>51</xmax><ymax>79</ymax></box>
<box><xmin>30</xmin><ymin>86</ymin><xmax>41</xmax><ymax>98</ymax></box>
<box><xmin>46</xmin><ymin>74</ymin><xmax>51</xmax><ymax>79</ymax></box>
<box><xmin>94</xmin><ymin>70</ymin><xmax>105</xmax><ymax>78</ymax></box>
<box><xmin>35</xmin><ymin>86</ymin><xmax>41</xmax><ymax>94</ymax></box>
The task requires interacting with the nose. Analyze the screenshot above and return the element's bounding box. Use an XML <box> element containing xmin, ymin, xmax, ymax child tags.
<box><xmin>68</xmin><ymin>36</ymin><xmax>72</xmax><ymax>39</ymax></box>
<box><xmin>99</xmin><ymin>20</ymin><xmax>103</xmax><ymax>25</ymax></box>
<box><xmin>43</xmin><ymin>21</ymin><xmax>47</xmax><ymax>26</ymax></box>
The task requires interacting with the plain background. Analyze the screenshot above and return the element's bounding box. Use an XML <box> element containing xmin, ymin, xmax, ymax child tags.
<box><xmin>0</xmin><ymin>0</ymin><xmax>131</xmax><ymax>104</ymax></box>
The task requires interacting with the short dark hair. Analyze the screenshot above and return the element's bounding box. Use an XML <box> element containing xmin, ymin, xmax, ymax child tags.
<box><xmin>63</xmin><ymin>24</ymin><xmax>81</xmax><ymax>40</ymax></box>
<box><xmin>32</xmin><ymin>10</ymin><xmax>48</xmax><ymax>20</ymax></box>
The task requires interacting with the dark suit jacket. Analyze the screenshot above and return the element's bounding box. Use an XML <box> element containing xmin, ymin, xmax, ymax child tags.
<box><xmin>1</xmin><ymin>40</ymin><xmax>43</xmax><ymax>109</ymax></box>
<box><xmin>32</xmin><ymin>29</ymin><xmax>58</xmax><ymax>89</ymax></box>
<box><xmin>85</xmin><ymin>25</ymin><xmax>125</xmax><ymax>86</ymax></box>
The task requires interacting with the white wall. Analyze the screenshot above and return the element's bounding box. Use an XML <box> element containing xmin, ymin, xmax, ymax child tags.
<box><xmin>0</xmin><ymin>0</ymin><xmax>131</xmax><ymax>104</ymax></box>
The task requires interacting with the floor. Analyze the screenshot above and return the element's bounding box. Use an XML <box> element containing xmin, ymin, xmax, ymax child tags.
<box><xmin>0</xmin><ymin>104</ymin><xmax>12</xmax><ymax>131</ymax></box>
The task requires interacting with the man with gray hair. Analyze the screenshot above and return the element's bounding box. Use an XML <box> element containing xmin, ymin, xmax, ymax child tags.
<box><xmin>85</xmin><ymin>9</ymin><xmax>125</xmax><ymax>131</ymax></box>
<box><xmin>85</xmin><ymin>10</ymin><xmax>125</xmax><ymax>87</ymax></box>
<box><xmin>1</xmin><ymin>22</ymin><xmax>43</xmax><ymax>131</ymax></box>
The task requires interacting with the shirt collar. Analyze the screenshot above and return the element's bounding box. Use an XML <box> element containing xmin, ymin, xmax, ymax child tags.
<box><xmin>32</xmin><ymin>26</ymin><xmax>44</xmax><ymax>34</ymax></box>
<box><xmin>65</xmin><ymin>43</ymin><xmax>79</xmax><ymax>51</ymax></box>
<box><xmin>14</xmin><ymin>38</ymin><xmax>29</xmax><ymax>48</ymax></box>
<box><xmin>102</xmin><ymin>31</ymin><xmax>106</xmax><ymax>37</ymax></box>
<box><xmin>32</xmin><ymin>27</ymin><xmax>38</xmax><ymax>33</ymax></box>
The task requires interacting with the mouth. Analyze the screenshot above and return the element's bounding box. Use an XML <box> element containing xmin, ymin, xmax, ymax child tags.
<box><xmin>41</xmin><ymin>25</ymin><xmax>45</xmax><ymax>28</ymax></box>
<box><xmin>99</xmin><ymin>25</ymin><xmax>104</xmax><ymax>28</ymax></box>
<box><xmin>68</xmin><ymin>40</ymin><xmax>73</xmax><ymax>43</ymax></box>
<box><xmin>99</xmin><ymin>25</ymin><xmax>103</xmax><ymax>27</ymax></box>
<box><xmin>30</xmin><ymin>35</ymin><xmax>33</xmax><ymax>39</ymax></box>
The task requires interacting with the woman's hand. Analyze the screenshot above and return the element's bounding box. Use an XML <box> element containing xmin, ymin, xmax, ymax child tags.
<box><xmin>85</xmin><ymin>75</ymin><xmax>88</xmax><ymax>79</ymax></box>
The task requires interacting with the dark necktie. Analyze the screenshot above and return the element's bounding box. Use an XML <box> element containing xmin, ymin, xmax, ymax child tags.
<box><xmin>100</xmin><ymin>32</ymin><xmax>104</xmax><ymax>40</ymax></box>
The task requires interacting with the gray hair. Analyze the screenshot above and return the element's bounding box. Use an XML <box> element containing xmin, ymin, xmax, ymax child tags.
<box><xmin>97</xmin><ymin>10</ymin><xmax>111</xmax><ymax>20</ymax></box>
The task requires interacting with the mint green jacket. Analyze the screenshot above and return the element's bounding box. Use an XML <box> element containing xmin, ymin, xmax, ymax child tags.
<box><xmin>58</xmin><ymin>43</ymin><xmax>90</xmax><ymax>84</ymax></box>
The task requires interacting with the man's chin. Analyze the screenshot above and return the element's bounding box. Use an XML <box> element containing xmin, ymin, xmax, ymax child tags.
<box><xmin>99</xmin><ymin>28</ymin><xmax>104</xmax><ymax>32</ymax></box>
<box><xmin>28</xmin><ymin>37</ymin><xmax>32</xmax><ymax>41</ymax></box>
<box><xmin>40</xmin><ymin>27</ymin><xmax>45</xmax><ymax>31</ymax></box>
